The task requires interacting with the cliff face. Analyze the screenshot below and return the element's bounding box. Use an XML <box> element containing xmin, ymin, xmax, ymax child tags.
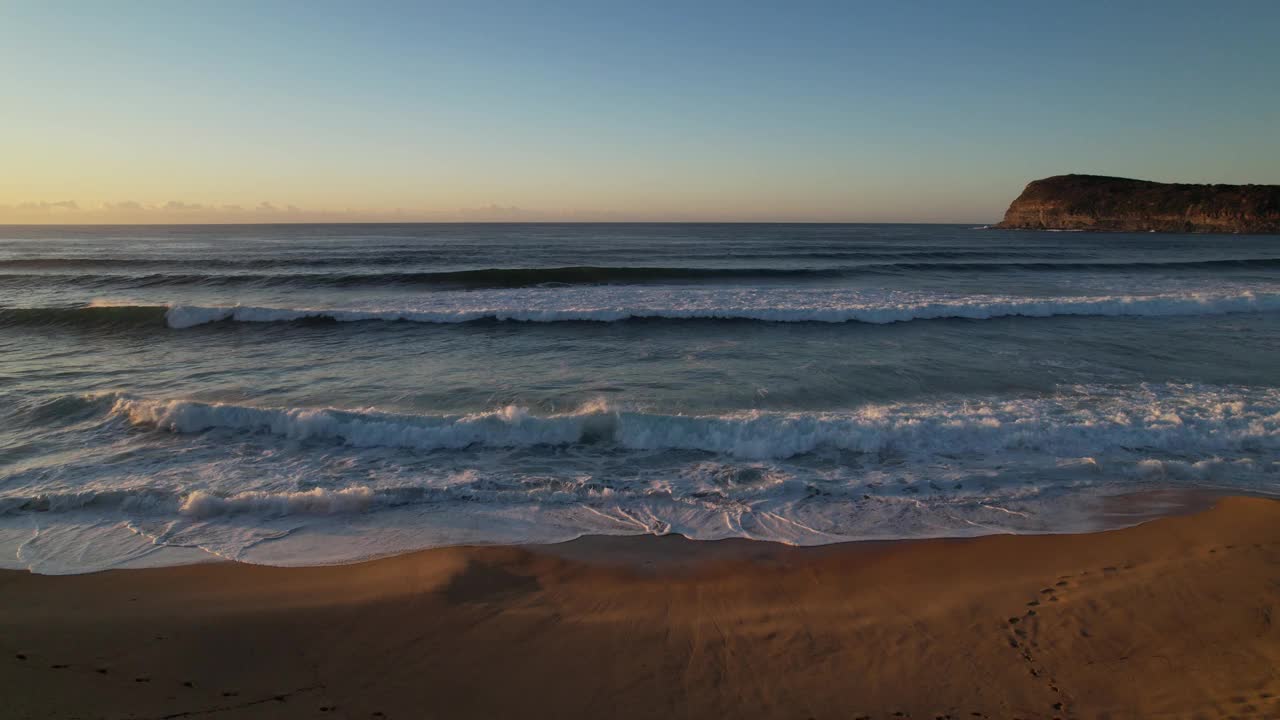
<box><xmin>995</xmin><ymin>175</ymin><xmax>1280</xmax><ymax>233</ymax></box>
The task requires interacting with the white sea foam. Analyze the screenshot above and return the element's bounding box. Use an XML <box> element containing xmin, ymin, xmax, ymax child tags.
<box><xmin>113</xmin><ymin>397</ymin><xmax>592</xmax><ymax>450</ymax></box>
<box><xmin>163</xmin><ymin>287</ymin><xmax>1280</xmax><ymax>328</ymax></box>
<box><xmin>111</xmin><ymin>386</ymin><xmax>1280</xmax><ymax>461</ymax></box>
<box><xmin>179</xmin><ymin>487</ymin><xmax>376</xmax><ymax>517</ymax></box>
<box><xmin>5</xmin><ymin>384</ymin><xmax>1279</xmax><ymax>573</ymax></box>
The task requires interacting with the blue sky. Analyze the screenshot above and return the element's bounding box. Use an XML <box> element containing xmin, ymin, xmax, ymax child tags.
<box><xmin>2</xmin><ymin>0</ymin><xmax>1278</xmax><ymax>222</ymax></box>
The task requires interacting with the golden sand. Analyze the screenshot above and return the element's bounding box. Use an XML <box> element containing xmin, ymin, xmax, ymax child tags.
<box><xmin>2</xmin><ymin>496</ymin><xmax>1278</xmax><ymax>719</ymax></box>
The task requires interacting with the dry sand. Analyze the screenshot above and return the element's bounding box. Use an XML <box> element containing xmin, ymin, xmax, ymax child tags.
<box><xmin>2</xmin><ymin>496</ymin><xmax>1278</xmax><ymax>720</ymax></box>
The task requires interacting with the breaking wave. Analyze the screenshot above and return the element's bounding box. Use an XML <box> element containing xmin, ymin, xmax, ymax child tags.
<box><xmin>6</xmin><ymin>289</ymin><xmax>1279</xmax><ymax>329</ymax></box>
<box><xmin>5</xmin><ymin>386</ymin><xmax>1276</xmax><ymax>526</ymax></box>
<box><xmin>109</xmin><ymin>388</ymin><xmax>1280</xmax><ymax>461</ymax></box>
<box><xmin>5</xmin><ymin>384</ymin><xmax>1278</xmax><ymax>574</ymax></box>
<box><xmin>162</xmin><ymin>290</ymin><xmax>1280</xmax><ymax>328</ymax></box>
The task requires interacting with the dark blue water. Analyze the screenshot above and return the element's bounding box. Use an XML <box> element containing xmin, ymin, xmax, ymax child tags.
<box><xmin>2</xmin><ymin>223</ymin><xmax>1279</xmax><ymax>573</ymax></box>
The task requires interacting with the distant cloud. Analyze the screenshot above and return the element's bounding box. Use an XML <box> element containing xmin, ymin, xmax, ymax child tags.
<box><xmin>0</xmin><ymin>199</ymin><xmax>775</xmax><ymax>223</ymax></box>
<box><xmin>1</xmin><ymin>198</ymin><xmax>577</xmax><ymax>224</ymax></box>
<box><xmin>13</xmin><ymin>200</ymin><xmax>79</xmax><ymax>212</ymax></box>
<box><xmin>456</xmin><ymin>204</ymin><xmax>546</xmax><ymax>222</ymax></box>
<box><xmin>102</xmin><ymin>200</ymin><xmax>143</xmax><ymax>211</ymax></box>
<box><xmin>162</xmin><ymin>200</ymin><xmax>205</xmax><ymax>211</ymax></box>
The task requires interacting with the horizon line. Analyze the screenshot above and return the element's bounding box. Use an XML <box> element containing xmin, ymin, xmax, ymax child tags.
<box><xmin>0</xmin><ymin>220</ymin><xmax>994</xmax><ymax>227</ymax></box>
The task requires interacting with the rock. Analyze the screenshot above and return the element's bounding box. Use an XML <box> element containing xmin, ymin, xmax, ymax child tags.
<box><xmin>994</xmin><ymin>174</ymin><xmax>1280</xmax><ymax>233</ymax></box>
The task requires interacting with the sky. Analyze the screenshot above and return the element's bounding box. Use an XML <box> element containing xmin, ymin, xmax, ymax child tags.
<box><xmin>2</xmin><ymin>0</ymin><xmax>1278</xmax><ymax>224</ymax></box>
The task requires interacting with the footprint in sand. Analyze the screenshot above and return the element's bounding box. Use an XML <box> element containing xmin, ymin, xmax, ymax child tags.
<box><xmin>1004</xmin><ymin>584</ymin><xmax>1072</xmax><ymax>707</ymax></box>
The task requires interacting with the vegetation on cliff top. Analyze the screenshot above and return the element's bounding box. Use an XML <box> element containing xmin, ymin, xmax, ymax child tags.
<box><xmin>996</xmin><ymin>175</ymin><xmax>1280</xmax><ymax>233</ymax></box>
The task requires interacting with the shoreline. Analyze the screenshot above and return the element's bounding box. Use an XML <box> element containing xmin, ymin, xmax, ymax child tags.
<box><xmin>1</xmin><ymin>485</ymin><xmax>1239</xmax><ymax>576</ymax></box>
<box><xmin>3</xmin><ymin>495</ymin><xmax>1278</xmax><ymax>718</ymax></box>
<box><xmin>531</xmin><ymin>486</ymin><xmax>1232</xmax><ymax>572</ymax></box>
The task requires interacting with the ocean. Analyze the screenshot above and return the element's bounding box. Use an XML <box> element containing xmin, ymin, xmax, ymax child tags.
<box><xmin>2</xmin><ymin>223</ymin><xmax>1278</xmax><ymax>574</ymax></box>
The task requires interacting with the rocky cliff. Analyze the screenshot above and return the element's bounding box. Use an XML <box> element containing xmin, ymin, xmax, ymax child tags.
<box><xmin>995</xmin><ymin>175</ymin><xmax>1280</xmax><ymax>233</ymax></box>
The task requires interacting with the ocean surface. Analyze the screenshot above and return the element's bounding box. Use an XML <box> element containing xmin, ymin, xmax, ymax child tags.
<box><xmin>2</xmin><ymin>223</ymin><xmax>1279</xmax><ymax>574</ymax></box>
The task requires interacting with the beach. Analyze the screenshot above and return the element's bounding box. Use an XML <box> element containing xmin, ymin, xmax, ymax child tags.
<box><xmin>3</xmin><ymin>495</ymin><xmax>1278</xmax><ymax>719</ymax></box>
<box><xmin>6</xmin><ymin>4</ymin><xmax>1280</xmax><ymax>717</ymax></box>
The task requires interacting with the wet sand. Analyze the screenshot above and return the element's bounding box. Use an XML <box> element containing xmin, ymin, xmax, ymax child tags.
<box><xmin>1</xmin><ymin>496</ymin><xmax>1278</xmax><ymax>719</ymax></box>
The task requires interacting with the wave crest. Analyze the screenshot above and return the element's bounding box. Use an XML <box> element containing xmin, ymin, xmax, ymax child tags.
<box><xmin>179</xmin><ymin>487</ymin><xmax>376</xmax><ymax>518</ymax></box>
<box><xmin>163</xmin><ymin>290</ymin><xmax>1280</xmax><ymax>328</ymax></box>
<box><xmin>5</xmin><ymin>289</ymin><xmax>1277</xmax><ymax>331</ymax></box>
<box><xmin>113</xmin><ymin>397</ymin><xmax>593</xmax><ymax>450</ymax></box>
<box><xmin>0</xmin><ymin>305</ymin><xmax>169</xmax><ymax>328</ymax></box>
<box><xmin>110</xmin><ymin>387</ymin><xmax>1280</xmax><ymax>461</ymax></box>
<box><xmin>7</xmin><ymin>257</ymin><xmax>1280</xmax><ymax>291</ymax></box>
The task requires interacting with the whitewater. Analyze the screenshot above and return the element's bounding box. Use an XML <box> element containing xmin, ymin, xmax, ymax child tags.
<box><xmin>3</xmin><ymin>223</ymin><xmax>1280</xmax><ymax>573</ymax></box>
<box><xmin>161</xmin><ymin>288</ymin><xmax>1280</xmax><ymax>327</ymax></box>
